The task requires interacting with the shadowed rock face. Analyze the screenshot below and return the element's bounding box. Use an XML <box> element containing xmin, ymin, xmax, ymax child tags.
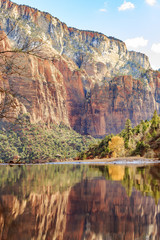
<box><xmin>83</xmin><ymin>74</ymin><xmax>160</xmax><ymax>136</ymax></box>
<box><xmin>0</xmin><ymin>0</ymin><xmax>160</xmax><ymax>136</ymax></box>
<box><xmin>0</xmin><ymin>179</ymin><xmax>160</xmax><ymax>240</ymax></box>
<box><xmin>54</xmin><ymin>59</ymin><xmax>160</xmax><ymax>135</ymax></box>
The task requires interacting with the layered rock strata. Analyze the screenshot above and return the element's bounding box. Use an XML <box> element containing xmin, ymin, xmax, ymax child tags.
<box><xmin>0</xmin><ymin>0</ymin><xmax>160</xmax><ymax>136</ymax></box>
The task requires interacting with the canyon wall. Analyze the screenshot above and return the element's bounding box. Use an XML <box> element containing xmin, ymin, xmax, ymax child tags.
<box><xmin>0</xmin><ymin>0</ymin><xmax>160</xmax><ymax>136</ymax></box>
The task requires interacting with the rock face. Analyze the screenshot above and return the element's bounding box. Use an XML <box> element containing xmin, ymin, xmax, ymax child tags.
<box><xmin>0</xmin><ymin>0</ymin><xmax>160</xmax><ymax>136</ymax></box>
<box><xmin>84</xmin><ymin>74</ymin><xmax>160</xmax><ymax>136</ymax></box>
<box><xmin>0</xmin><ymin>0</ymin><xmax>150</xmax><ymax>80</ymax></box>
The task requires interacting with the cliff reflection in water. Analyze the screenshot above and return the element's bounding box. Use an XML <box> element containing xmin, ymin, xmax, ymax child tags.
<box><xmin>0</xmin><ymin>164</ymin><xmax>160</xmax><ymax>240</ymax></box>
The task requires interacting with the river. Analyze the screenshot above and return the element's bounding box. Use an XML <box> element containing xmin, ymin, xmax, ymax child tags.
<box><xmin>0</xmin><ymin>163</ymin><xmax>160</xmax><ymax>240</ymax></box>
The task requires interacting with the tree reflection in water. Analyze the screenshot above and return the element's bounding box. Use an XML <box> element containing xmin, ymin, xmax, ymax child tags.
<box><xmin>0</xmin><ymin>164</ymin><xmax>160</xmax><ymax>240</ymax></box>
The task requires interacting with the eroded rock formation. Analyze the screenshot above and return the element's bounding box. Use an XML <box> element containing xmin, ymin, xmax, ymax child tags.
<box><xmin>0</xmin><ymin>0</ymin><xmax>160</xmax><ymax>136</ymax></box>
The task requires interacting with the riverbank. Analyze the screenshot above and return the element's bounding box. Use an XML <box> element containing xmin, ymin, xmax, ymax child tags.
<box><xmin>70</xmin><ymin>157</ymin><xmax>160</xmax><ymax>166</ymax></box>
<box><xmin>0</xmin><ymin>156</ymin><xmax>160</xmax><ymax>166</ymax></box>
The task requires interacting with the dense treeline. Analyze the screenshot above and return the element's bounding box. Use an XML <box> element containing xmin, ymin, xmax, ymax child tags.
<box><xmin>0</xmin><ymin>111</ymin><xmax>160</xmax><ymax>163</ymax></box>
<box><xmin>78</xmin><ymin>110</ymin><xmax>160</xmax><ymax>160</ymax></box>
<box><xmin>0</xmin><ymin>115</ymin><xmax>97</xmax><ymax>163</ymax></box>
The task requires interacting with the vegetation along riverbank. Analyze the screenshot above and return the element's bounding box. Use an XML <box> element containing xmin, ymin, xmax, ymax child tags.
<box><xmin>0</xmin><ymin>111</ymin><xmax>159</xmax><ymax>164</ymax></box>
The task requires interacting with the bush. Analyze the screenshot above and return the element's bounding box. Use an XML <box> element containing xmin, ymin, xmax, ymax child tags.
<box><xmin>134</xmin><ymin>141</ymin><xmax>150</xmax><ymax>156</ymax></box>
<box><xmin>152</xmin><ymin>129</ymin><xmax>157</xmax><ymax>138</ymax></box>
<box><xmin>0</xmin><ymin>121</ymin><xmax>97</xmax><ymax>162</ymax></box>
<box><xmin>125</xmin><ymin>140</ymin><xmax>129</xmax><ymax>149</ymax></box>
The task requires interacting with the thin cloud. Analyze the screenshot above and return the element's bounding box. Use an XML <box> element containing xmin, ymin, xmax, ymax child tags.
<box><xmin>125</xmin><ymin>37</ymin><xmax>148</xmax><ymax>49</ymax></box>
<box><xmin>99</xmin><ymin>2</ymin><xmax>107</xmax><ymax>12</ymax></box>
<box><xmin>145</xmin><ymin>0</ymin><xmax>157</xmax><ymax>6</ymax></box>
<box><xmin>118</xmin><ymin>1</ymin><xmax>135</xmax><ymax>11</ymax></box>
<box><xmin>99</xmin><ymin>8</ymin><xmax>107</xmax><ymax>12</ymax></box>
<box><xmin>151</xmin><ymin>43</ymin><xmax>160</xmax><ymax>53</ymax></box>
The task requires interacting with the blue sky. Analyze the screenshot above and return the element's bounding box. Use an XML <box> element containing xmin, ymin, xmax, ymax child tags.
<box><xmin>12</xmin><ymin>0</ymin><xmax>160</xmax><ymax>69</ymax></box>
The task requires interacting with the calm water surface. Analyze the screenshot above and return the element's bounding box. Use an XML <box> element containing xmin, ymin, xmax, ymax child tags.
<box><xmin>0</xmin><ymin>164</ymin><xmax>160</xmax><ymax>240</ymax></box>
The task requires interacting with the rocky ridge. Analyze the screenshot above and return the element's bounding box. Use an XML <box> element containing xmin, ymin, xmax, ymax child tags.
<box><xmin>0</xmin><ymin>0</ymin><xmax>160</xmax><ymax>136</ymax></box>
<box><xmin>0</xmin><ymin>0</ymin><xmax>150</xmax><ymax>81</ymax></box>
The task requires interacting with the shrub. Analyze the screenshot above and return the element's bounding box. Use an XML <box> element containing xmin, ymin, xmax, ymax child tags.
<box><xmin>134</xmin><ymin>141</ymin><xmax>150</xmax><ymax>156</ymax></box>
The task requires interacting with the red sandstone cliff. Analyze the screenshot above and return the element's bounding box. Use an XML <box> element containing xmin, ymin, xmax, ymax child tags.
<box><xmin>0</xmin><ymin>0</ymin><xmax>160</xmax><ymax>136</ymax></box>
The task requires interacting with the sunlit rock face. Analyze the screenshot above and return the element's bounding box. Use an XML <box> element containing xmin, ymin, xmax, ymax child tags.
<box><xmin>0</xmin><ymin>179</ymin><xmax>160</xmax><ymax>240</ymax></box>
<box><xmin>0</xmin><ymin>0</ymin><xmax>160</xmax><ymax>136</ymax></box>
<box><xmin>0</xmin><ymin>0</ymin><xmax>150</xmax><ymax>81</ymax></box>
<box><xmin>0</xmin><ymin>54</ymin><xmax>70</xmax><ymax>126</ymax></box>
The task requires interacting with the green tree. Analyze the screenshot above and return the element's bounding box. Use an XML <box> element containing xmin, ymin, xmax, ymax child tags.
<box><xmin>151</xmin><ymin>110</ymin><xmax>159</xmax><ymax>130</ymax></box>
<box><xmin>124</xmin><ymin>119</ymin><xmax>132</xmax><ymax>141</ymax></box>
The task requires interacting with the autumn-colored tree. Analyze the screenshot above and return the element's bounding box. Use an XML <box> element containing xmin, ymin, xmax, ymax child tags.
<box><xmin>108</xmin><ymin>136</ymin><xmax>125</xmax><ymax>158</ymax></box>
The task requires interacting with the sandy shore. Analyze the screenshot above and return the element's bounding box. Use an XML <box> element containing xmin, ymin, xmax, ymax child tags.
<box><xmin>68</xmin><ymin>156</ymin><xmax>160</xmax><ymax>166</ymax></box>
<box><xmin>0</xmin><ymin>157</ymin><xmax>160</xmax><ymax>166</ymax></box>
